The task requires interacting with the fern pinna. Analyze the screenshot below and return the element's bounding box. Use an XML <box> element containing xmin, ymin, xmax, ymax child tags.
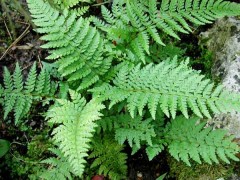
<box><xmin>0</xmin><ymin>62</ymin><xmax>55</xmax><ymax>124</ymax></box>
<box><xmin>27</xmin><ymin>0</ymin><xmax>111</xmax><ymax>90</ymax></box>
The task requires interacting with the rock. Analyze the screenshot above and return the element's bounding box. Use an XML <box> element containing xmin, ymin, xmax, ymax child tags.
<box><xmin>200</xmin><ymin>16</ymin><xmax>240</xmax><ymax>180</ymax></box>
<box><xmin>200</xmin><ymin>17</ymin><xmax>240</xmax><ymax>139</ymax></box>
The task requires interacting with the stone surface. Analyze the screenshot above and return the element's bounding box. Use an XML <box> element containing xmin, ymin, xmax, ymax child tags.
<box><xmin>200</xmin><ymin>17</ymin><xmax>240</xmax><ymax>139</ymax></box>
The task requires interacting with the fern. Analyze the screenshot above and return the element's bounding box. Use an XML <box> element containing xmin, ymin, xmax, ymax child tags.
<box><xmin>164</xmin><ymin>116</ymin><xmax>240</xmax><ymax>166</ymax></box>
<box><xmin>91</xmin><ymin>57</ymin><xmax>240</xmax><ymax>120</ymax></box>
<box><xmin>88</xmin><ymin>133</ymin><xmax>127</xmax><ymax>180</ymax></box>
<box><xmin>0</xmin><ymin>62</ymin><xmax>56</xmax><ymax>124</ymax></box>
<box><xmin>23</xmin><ymin>0</ymin><xmax>240</xmax><ymax>177</ymax></box>
<box><xmin>47</xmin><ymin>90</ymin><xmax>105</xmax><ymax>176</ymax></box>
<box><xmin>97</xmin><ymin>114</ymin><xmax>156</xmax><ymax>148</ymax></box>
<box><xmin>94</xmin><ymin>0</ymin><xmax>240</xmax><ymax>62</ymax></box>
<box><xmin>27</xmin><ymin>0</ymin><xmax>112</xmax><ymax>90</ymax></box>
<box><xmin>146</xmin><ymin>43</ymin><xmax>186</xmax><ymax>63</ymax></box>
<box><xmin>39</xmin><ymin>148</ymin><xmax>73</xmax><ymax>180</ymax></box>
<box><xmin>53</xmin><ymin>0</ymin><xmax>93</xmax><ymax>8</ymax></box>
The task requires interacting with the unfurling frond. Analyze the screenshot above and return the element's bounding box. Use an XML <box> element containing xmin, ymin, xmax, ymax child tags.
<box><xmin>47</xmin><ymin>90</ymin><xmax>105</xmax><ymax>176</ymax></box>
<box><xmin>91</xmin><ymin>58</ymin><xmax>240</xmax><ymax>119</ymax></box>
<box><xmin>165</xmin><ymin>116</ymin><xmax>240</xmax><ymax>166</ymax></box>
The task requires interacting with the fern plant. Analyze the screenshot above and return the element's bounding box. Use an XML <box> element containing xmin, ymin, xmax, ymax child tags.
<box><xmin>18</xmin><ymin>0</ymin><xmax>240</xmax><ymax>178</ymax></box>
<box><xmin>0</xmin><ymin>62</ymin><xmax>56</xmax><ymax>124</ymax></box>
<box><xmin>88</xmin><ymin>133</ymin><xmax>128</xmax><ymax>180</ymax></box>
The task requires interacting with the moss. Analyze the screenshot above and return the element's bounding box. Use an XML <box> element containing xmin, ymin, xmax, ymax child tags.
<box><xmin>167</xmin><ymin>156</ymin><xmax>235</xmax><ymax>180</ymax></box>
<box><xmin>1</xmin><ymin>129</ymin><xmax>52</xmax><ymax>179</ymax></box>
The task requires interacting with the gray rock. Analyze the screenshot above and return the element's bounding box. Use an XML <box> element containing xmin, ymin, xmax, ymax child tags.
<box><xmin>200</xmin><ymin>17</ymin><xmax>240</xmax><ymax>139</ymax></box>
<box><xmin>200</xmin><ymin>16</ymin><xmax>240</xmax><ymax>180</ymax></box>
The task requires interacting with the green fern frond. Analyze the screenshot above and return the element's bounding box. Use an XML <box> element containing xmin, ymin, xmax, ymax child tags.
<box><xmin>0</xmin><ymin>62</ymin><xmax>55</xmax><ymax>124</ymax></box>
<box><xmin>164</xmin><ymin>116</ymin><xmax>240</xmax><ymax>165</ymax></box>
<box><xmin>40</xmin><ymin>148</ymin><xmax>73</xmax><ymax>180</ymax></box>
<box><xmin>47</xmin><ymin>90</ymin><xmax>105</xmax><ymax>176</ymax></box>
<box><xmin>147</xmin><ymin>43</ymin><xmax>186</xmax><ymax>63</ymax></box>
<box><xmin>97</xmin><ymin>114</ymin><xmax>156</xmax><ymax>148</ymax></box>
<box><xmin>27</xmin><ymin>0</ymin><xmax>111</xmax><ymax>90</ymax></box>
<box><xmin>89</xmin><ymin>134</ymin><xmax>127</xmax><ymax>180</ymax></box>
<box><xmin>90</xmin><ymin>57</ymin><xmax>240</xmax><ymax>120</ymax></box>
<box><xmin>73</xmin><ymin>6</ymin><xmax>89</xmax><ymax>16</ymax></box>
<box><xmin>145</xmin><ymin>140</ymin><xmax>166</xmax><ymax>161</ymax></box>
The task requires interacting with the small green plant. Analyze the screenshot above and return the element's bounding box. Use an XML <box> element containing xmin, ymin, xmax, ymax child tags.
<box><xmin>0</xmin><ymin>139</ymin><xmax>10</xmax><ymax>158</ymax></box>
<box><xmin>1</xmin><ymin>0</ymin><xmax>240</xmax><ymax>179</ymax></box>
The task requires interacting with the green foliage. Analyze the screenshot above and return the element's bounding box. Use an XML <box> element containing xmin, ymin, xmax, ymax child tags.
<box><xmin>46</xmin><ymin>90</ymin><xmax>105</xmax><ymax>176</ymax></box>
<box><xmin>0</xmin><ymin>62</ymin><xmax>56</xmax><ymax>124</ymax></box>
<box><xmin>1</xmin><ymin>130</ymin><xmax>52</xmax><ymax>179</ymax></box>
<box><xmin>146</xmin><ymin>43</ymin><xmax>186</xmax><ymax>63</ymax></box>
<box><xmin>97</xmin><ymin>114</ymin><xmax>156</xmax><ymax>148</ymax></box>
<box><xmin>0</xmin><ymin>139</ymin><xmax>10</xmax><ymax>158</ymax></box>
<box><xmin>91</xmin><ymin>57</ymin><xmax>240</xmax><ymax>119</ymax></box>
<box><xmin>1</xmin><ymin>0</ymin><xmax>238</xmax><ymax>179</ymax></box>
<box><xmin>92</xmin><ymin>0</ymin><xmax>240</xmax><ymax>62</ymax></box>
<box><xmin>27</xmin><ymin>0</ymin><xmax>112</xmax><ymax>90</ymax></box>
<box><xmin>164</xmin><ymin>116</ymin><xmax>240</xmax><ymax>166</ymax></box>
<box><xmin>88</xmin><ymin>134</ymin><xmax>128</xmax><ymax>180</ymax></box>
<box><xmin>53</xmin><ymin>0</ymin><xmax>93</xmax><ymax>8</ymax></box>
<box><xmin>39</xmin><ymin>148</ymin><xmax>73</xmax><ymax>180</ymax></box>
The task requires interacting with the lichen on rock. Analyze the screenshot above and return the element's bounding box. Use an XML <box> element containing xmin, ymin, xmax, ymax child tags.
<box><xmin>200</xmin><ymin>17</ymin><xmax>240</xmax><ymax>139</ymax></box>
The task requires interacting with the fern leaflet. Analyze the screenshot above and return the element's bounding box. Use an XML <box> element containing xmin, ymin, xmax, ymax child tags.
<box><xmin>40</xmin><ymin>148</ymin><xmax>73</xmax><ymax>180</ymax></box>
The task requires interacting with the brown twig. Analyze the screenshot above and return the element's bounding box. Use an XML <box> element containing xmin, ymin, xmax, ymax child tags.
<box><xmin>92</xmin><ymin>0</ymin><xmax>111</xmax><ymax>6</ymax></box>
<box><xmin>3</xmin><ymin>19</ymin><xmax>12</xmax><ymax>40</ymax></box>
<box><xmin>0</xmin><ymin>24</ymin><xmax>30</xmax><ymax>61</ymax></box>
<box><xmin>37</xmin><ymin>55</ymin><xmax>43</xmax><ymax>69</ymax></box>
